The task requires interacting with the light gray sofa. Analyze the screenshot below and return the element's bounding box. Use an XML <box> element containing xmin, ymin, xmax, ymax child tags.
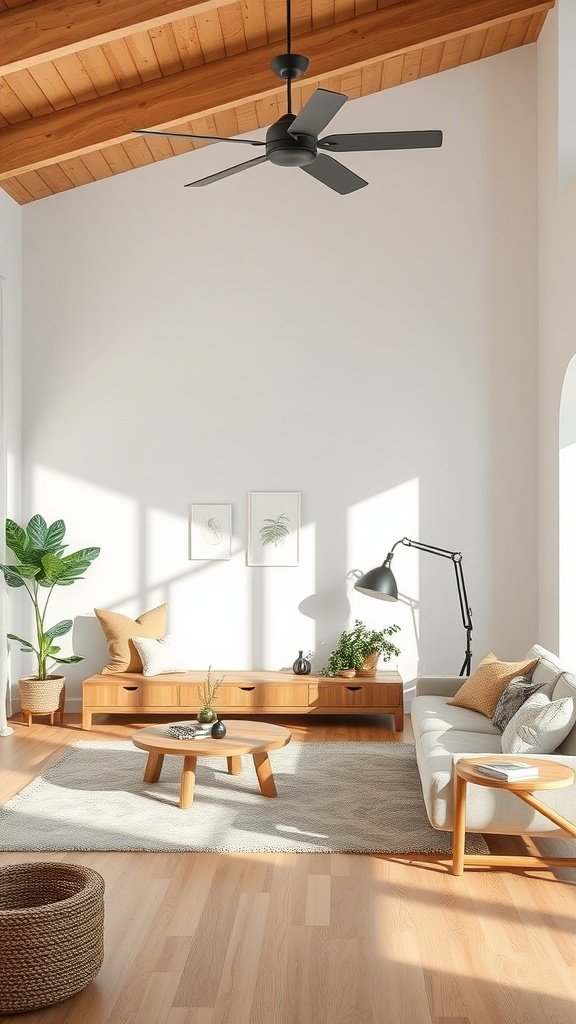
<box><xmin>412</xmin><ymin>645</ymin><xmax>576</xmax><ymax>835</ymax></box>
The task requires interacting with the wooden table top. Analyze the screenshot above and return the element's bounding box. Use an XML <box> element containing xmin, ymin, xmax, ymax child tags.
<box><xmin>456</xmin><ymin>756</ymin><xmax>575</xmax><ymax>791</ymax></box>
<box><xmin>132</xmin><ymin>720</ymin><xmax>292</xmax><ymax>757</ymax></box>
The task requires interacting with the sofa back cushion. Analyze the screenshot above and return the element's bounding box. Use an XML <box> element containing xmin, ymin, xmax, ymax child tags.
<box><xmin>448</xmin><ymin>652</ymin><xmax>538</xmax><ymax>719</ymax></box>
<box><xmin>524</xmin><ymin>644</ymin><xmax>563</xmax><ymax>689</ymax></box>
<box><xmin>524</xmin><ymin>645</ymin><xmax>576</xmax><ymax>754</ymax></box>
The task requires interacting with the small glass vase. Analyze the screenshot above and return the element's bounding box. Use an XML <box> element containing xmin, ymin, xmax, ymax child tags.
<box><xmin>293</xmin><ymin>650</ymin><xmax>312</xmax><ymax>675</ymax></box>
<box><xmin>197</xmin><ymin>706</ymin><xmax>217</xmax><ymax>724</ymax></box>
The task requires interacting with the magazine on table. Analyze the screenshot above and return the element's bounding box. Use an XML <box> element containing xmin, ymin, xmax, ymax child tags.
<box><xmin>473</xmin><ymin>760</ymin><xmax>538</xmax><ymax>780</ymax></box>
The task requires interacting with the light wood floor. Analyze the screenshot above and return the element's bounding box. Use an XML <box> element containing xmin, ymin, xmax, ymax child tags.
<box><xmin>1</xmin><ymin>713</ymin><xmax>576</xmax><ymax>1024</ymax></box>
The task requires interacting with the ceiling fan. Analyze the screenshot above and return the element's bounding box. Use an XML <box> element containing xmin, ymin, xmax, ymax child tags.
<box><xmin>134</xmin><ymin>0</ymin><xmax>443</xmax><ymax>195</ymax></box>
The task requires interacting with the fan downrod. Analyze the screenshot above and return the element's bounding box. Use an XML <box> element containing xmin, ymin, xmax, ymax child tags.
<box><xmin>270</xmin><ymin>53</ymin><xmax>310</xmax><ymax>80</ymax></box>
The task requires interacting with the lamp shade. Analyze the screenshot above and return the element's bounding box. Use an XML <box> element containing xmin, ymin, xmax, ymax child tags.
<box><xmin>354</xmin><ymin>563</ymin><xmax>398</xmax><ymax>601</ymax></box>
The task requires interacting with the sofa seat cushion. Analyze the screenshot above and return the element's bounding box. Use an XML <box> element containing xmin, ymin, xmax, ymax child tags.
<box><xmin>415</xmin><ymin>729</ymin><xmax>576</xmax><ymax>834</ymax></box>
<box><xmin>411</xmin><ymin>695</ymin><xmax>502</xmax><ymax>738</ymax></box>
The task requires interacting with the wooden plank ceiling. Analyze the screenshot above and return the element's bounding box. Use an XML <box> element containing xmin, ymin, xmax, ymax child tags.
<box><xmin>0</xmin><ymin>0</ymin><xmax>554</xmax><ymax>203</ymax></box>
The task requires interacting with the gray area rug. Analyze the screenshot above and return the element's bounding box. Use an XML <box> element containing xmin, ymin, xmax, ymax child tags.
<box><xmin>0</xmin><ymin>740</ymin><xmax>488</xmax><ymax>854</ymax></box>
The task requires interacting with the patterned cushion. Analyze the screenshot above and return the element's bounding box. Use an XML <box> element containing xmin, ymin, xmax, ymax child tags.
<box><xmin>95</xmin><ymin>604</ymin><xmax>168</xmax><ymax>673</ymax></box>
<box><xmin>501</xmin><ymin>692</ymin><xmax>576</xmax><ymax>754</ymax></box>
<box><xmin>492</xmin><ymin>676</ymin><xmax>543</xmax><ymax>732</ymax></box>
<box><xmin>448</xmin><ymin>652</ymin><xmax>539</xmax><ymax>719</ymax></box>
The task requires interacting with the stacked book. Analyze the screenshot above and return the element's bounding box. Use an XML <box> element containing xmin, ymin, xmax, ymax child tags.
<box><xmin>168</xmin><ymin>721</ymin><xmax>214</xmax><ymax>741</ymax></box>
<box><xmin>473</xmin><ymin>760</ymin><xmax>538</xmax><ymax>780</ymax></box>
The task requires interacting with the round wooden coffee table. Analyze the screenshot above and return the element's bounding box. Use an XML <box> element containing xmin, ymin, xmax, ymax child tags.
<box><xmin>452</xmin><ymin>756</ymin><xmax>576</xmax><ymax>875</ymax></box>
<box><xmin>132</xmin><ymin>720</ymin><xmax>291</xmax><ymax>809</ymax></box>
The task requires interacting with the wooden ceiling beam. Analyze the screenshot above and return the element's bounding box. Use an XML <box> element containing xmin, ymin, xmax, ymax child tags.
<box><xmin>0</xmin><ymin>0</ymin><xmax>241</xmax><ymax>77</ymax></box>
<box><xmin>0</xmin><ymin>0</ymin><xmax>553</xmax><ymax>182</ymax></box>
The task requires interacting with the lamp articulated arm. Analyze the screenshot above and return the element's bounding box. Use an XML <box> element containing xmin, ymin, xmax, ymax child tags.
<box><xmin>386</xmin><ymin>537</ymin><xmax>473</xmax><ymax>677</ymax></box>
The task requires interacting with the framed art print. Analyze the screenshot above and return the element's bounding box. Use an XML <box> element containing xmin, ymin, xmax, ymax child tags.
<box><xmin>189</xmin><ymin>504</ymin><xmax>232</xmax><ymax>560</ymax></box>
<box><xmin>247</xmin><ymin>492</ymin><xmax>300</xmax><ymax>566</ymax></box>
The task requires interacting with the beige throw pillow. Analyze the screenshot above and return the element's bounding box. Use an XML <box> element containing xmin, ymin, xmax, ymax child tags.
<box><xmin>95</xmin><ymin>604</ymin><xmax>168</xmax><ymax>673</ymax></box>
<box><xmin>448</xmin><ymin>652</ymin><xmax>539</xmax><ymax>719</ymax></box>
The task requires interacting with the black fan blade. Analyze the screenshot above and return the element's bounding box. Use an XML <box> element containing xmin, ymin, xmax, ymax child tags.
<box><xmin>184</xmin><ymin>154</ymin><xmax>268</xmax><ymax>187</ymax></box>
<box><xmin>288</xmin><ymin>89</ymin><xmax>347</xmax><ymax>139</ymax></box>
<box><xmin>133</xmin><ymin>128</ymin><xmax>265</xmax><ymax>147</ymax></box>
<box><xmin>301</xmin><ymin>154</ymin><xmax>367</xmax><ymax>195</ymax></box>
<box><xmin>318</xmin><ymin>130</ymin><xmax>443</xmax><ymax>152</ymax></box>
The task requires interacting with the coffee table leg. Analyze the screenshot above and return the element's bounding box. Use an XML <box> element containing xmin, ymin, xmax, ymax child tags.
<box><xmin>143</xmin><ymin>751</ymin><xmax>164</xmax><ymax>784</ymax></box>
<box><xmin>253</xmin><ymin>752</ymin><xmax>277</xmax><ymax>798</ymax></box>
<box><xmin>180</xmin><ymin>755</ymin><xmax>197</xmax><ymax>809</ymax></box>
<box><xmin>452</xmin><ymin>773</ymin><xmax>467</xmax><ymax>876</ymax></box>
<box><xmin>227</xmin><ymin>756</ymin><xmax>242</xmax><ymax>775</ymax></box>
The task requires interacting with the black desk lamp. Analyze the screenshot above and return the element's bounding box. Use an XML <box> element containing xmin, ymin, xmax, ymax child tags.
<box><xmin>354</xmin><ymin>537</ymin><xmax>473</xmax><ymax>676</ymax></box>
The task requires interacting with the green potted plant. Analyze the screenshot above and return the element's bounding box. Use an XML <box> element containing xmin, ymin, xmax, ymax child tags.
<box><xmin>0</xmin><ymin>516</ymin><xmax>100</xmax><ymax>724</ymax></box>
<box><xmin>321</xmin><ymin>619</ymin><xmax>401</xmax><ymax>678</ymax></box>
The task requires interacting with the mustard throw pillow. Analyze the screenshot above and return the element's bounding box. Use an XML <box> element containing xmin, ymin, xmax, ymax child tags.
<box><xmin>95</xmin><ymin>604</ymin><xmax>168</xmax><ymax>674</ymax></box>
<box><xmin>448</xmin><ymin>652</ymin><xmax>539</xmax><ymax>719</ymax></box>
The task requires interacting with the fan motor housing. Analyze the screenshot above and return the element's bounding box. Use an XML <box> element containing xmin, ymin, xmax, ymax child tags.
<box><xmin>266</xmin><ymin>114</ymin><xmax>317</xmax><ymax>167</ymax></box>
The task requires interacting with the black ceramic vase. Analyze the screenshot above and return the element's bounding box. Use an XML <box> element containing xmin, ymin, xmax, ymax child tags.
<box><xmin>293</xmin><ymin>650</ymin><xmax>312</xmax><ymax>675</ymax></box>
<box><xmin>211</xmin><ymin>719</ymin><xmax>227</xmax><ymax>739</ymax></box>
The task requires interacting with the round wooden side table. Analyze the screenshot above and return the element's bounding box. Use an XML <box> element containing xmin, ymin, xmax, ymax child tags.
<box><xmin>452</xmin><ymin>756</ymin><xmax>576</xmax><ymax>875</ymax></box>
<box><xmin>132</xmin><ymin>720</ymin><xmax>291</xmax><ymax>809</ymax></box>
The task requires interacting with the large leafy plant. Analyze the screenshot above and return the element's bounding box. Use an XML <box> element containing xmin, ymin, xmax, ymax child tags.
<box><xmin>321</xmin><ymin>619</ymin><xmax>401</xmax><ymax>677</ymax></box>
<box><xmin>0</xmin><ymin>516</ymin><xmax>100</xmax><ymax>680</ymax></box>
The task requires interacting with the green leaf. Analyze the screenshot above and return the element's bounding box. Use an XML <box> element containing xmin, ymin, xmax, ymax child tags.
<box><xmin>61</xmin><ymin>560</ymin><xmax>91</xmax><ymax>578</ymax></box>
<box><xmin>7</xmin><ymin>633</ymin><xmax>35</xmax><ymax>650</ymax></box>
<box><xmin>26</xmin><ymin>514</ymin><xmax>48</xmax><ymax>548</ymax></box>
<box><xmin>0</xmin><ymin>567</ymin><xmax>25</xmax><ymax>588</ymax></box>
<box><xmin>52</xmin><ymin>655</ymin><xmax>83</xmax><ymax>664</ymax></box>
<box><xmin>39</xmin><ymin>552</ymin><xmax>68</xmax><ymax>583</ymax></box>
<box><xmin>0</xmin><ymin>561</ymin><xmax>38</xmax><ymax>579</ymax></box>
<box><xmin>44</xmin><ymin>520</ymin><xmax>66</xmax><ymax>551</ymax></box>
<box><xmin>5</xmin><ymin>520</ymin><xmax>28</xmax><ymax>560</ymax></box>
<box><xmin>44</xmin><ymin>619</ymin><xmax>72</xmax><ymax>640</ymax></box>
<box><xmin>46</xmin><ymin>645</ymin><xmax>61</xmax><ymax>656</ymax></box>
<box><xmin>62</xmin><ymin>547</ymin><xmax>100</xmax><ymax>567</ymax></box>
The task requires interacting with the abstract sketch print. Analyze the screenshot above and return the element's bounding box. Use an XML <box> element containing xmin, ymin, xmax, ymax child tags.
<box><xmin>200</xmin><ymin>517</ymin><xmax>223</xmax><ymax>546</ymax></box>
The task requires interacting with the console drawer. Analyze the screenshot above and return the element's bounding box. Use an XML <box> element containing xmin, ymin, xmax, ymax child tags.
<box><xmin>309</xmin><ymin>682</ymin><xmax>403</xmax><ymax>708</ymax></box>
<box><xmin>83</xmin><ymin>683</ymin><xmax>179</xmax><ymax>707</ymax></box>
<box><xmin>179</xmin><ymin>683</ymin><xmax>309</xmax><ymax>708</ymax></box>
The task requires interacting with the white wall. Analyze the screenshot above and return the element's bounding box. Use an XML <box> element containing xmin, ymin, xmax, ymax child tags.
<box><xmin>0</xmin><ymin>189</ymin><xmax>22</xmax><ymax>708</ymax></box>
<box><xmin>21</xmin><ymin>47</ymin><xmax>539</xmax><ymax>709</ymax></box>
<box><xmin>537</xmin><ymin>3</ymin><xmax>576</xmax><ymax>655</ymax></box>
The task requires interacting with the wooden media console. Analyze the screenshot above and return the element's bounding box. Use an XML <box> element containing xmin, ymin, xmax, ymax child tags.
<box><xmin>81</xmin><ymin>669</ymin><xmax>404</xmax><ymax>731</ymax></box>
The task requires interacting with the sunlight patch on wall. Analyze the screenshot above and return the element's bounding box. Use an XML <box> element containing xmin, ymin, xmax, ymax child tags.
<box><xmin>258</xmin><ymin>520</ymin><xmax>316</xmax><ymax>670</ymax></box>
<box><xmin>31</xmin><ymin>464</ymin><xmax>139</xmax><ymax>614</ymax></box>
<box><xmin>347</xmin><ymin>479</ymin><xmax>420</xmax><ymax>682</ymax></box>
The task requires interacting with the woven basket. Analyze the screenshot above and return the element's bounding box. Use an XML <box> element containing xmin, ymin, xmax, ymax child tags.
<box><xmin>357</xmin><ymin>650</ymin><xmax>379</xmax><ymax>678</ymax></box>
<box><xmin>19</xmin><ymin>675</ymin><xmax>65</xmax><ymax>714</ymax></box>
<box><xmin>0</xmin><ymin>862</ymin><xmax>105</xmax><ymax>1014</ymax></box>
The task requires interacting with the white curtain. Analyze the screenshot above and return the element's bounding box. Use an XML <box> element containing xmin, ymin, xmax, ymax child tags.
<box><xmin>0</xmin><ymin>275</ymin><xmax>15</xmax><ymax>735</ymax></box>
